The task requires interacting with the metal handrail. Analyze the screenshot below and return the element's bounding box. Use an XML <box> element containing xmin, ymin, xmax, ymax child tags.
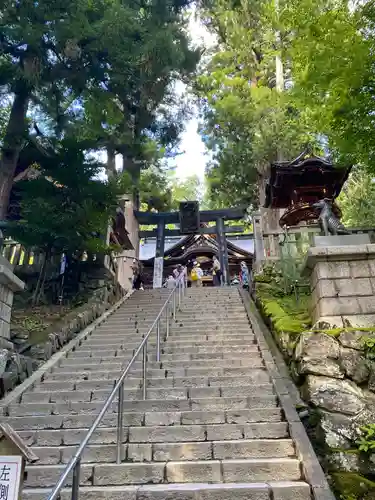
<box><xmin>46</xmin><ymin>277</ymin><xmax>187</xmax><ymax>500</ymax></box>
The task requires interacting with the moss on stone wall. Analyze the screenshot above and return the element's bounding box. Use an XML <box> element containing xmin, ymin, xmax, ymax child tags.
<box><xmin>331</xmin><ymin>472</ymin><xmax>375</xmax><ymax>500</ymax></box>
<box><xmin>255</xmin><ymin>267</ymin><xmax>375</xmax><ymax>500</ymax></box>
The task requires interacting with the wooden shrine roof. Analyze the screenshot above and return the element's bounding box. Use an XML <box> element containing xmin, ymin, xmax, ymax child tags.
<box><xmin>264</xmin><ymin>152</ymin><xmax>352</xmax><ymax>209</ymax></box>
<box><xmin>142</xmin><ymin>233</ymin><xmax>253</xmax><ymax>265</ymax></box>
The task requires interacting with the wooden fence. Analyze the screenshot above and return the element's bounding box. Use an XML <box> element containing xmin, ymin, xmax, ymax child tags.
<box><xmin>1</xmin><ymin>240</ymin><xmax>118</xmax><ymax>277</ymax></box>
<box><xmin>262</xmin><ymin>225</ymin><xmax>375</xmax><ymax>263</ymax></box>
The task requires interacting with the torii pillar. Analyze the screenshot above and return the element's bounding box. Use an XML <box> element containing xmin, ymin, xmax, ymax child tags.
<box><xmin>153</xmin><ymin>220</ymin><xmax>166</xmax><ymax>288</ymax></box>
<box><xmin>216</xmin><ymin>217</ymin><xmax>230</xmax><ymax>285</ymax></box>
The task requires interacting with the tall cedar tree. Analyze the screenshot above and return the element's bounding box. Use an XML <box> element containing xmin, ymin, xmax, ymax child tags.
<box><xmin>0</xmin><ymin>0</ymin><xmax>200</xmax><ymax>217</ymax></box>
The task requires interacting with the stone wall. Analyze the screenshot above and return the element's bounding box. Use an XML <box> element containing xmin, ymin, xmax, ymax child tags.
<box><xmin>0</xmin><ymin>256</ymin><xmax>24</xmax><ymax>346</ymax></box>
<box><xmin>304</xmin><ymin>244</ymin><xmax>375</xmax><ymax>328</ymax></box>
<box><xmin>0</xmin><ymin>277</ymin><xmax>124</xmax><ymax>398</ymax></box>
<box><xmin>260</xmin><ymin>300</ymin><xmax>375</xmax><ymax>498</ymax></box>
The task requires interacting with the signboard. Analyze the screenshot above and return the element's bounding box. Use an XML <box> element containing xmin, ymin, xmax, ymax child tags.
<box><xmin>179</xmin><ymin>201</ymin><xmax>200</xmax><ymax>234</ymax></box>
<box><xmin>0</xmin><ymin>456</ymin><xmax>22</xmax><ymax>500</ymax></box>
<box><xmin>153</xmin><ymin>257</ymin><xmax>164</xmax><ymax>289</ymax></box>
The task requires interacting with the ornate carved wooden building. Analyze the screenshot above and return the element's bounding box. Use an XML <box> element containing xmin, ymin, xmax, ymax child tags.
<box><xmin>140</xmin><ymin>233</ymin><xmax>253</xmax><ymax>287</ymax></box>
<box><xmin>264</xmin><ymin>152</ymin><xmax>352</xmax><ymax>227</ymax></box>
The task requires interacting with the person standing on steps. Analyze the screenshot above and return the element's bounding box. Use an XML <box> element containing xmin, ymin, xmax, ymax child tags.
<box><xmin>211</xmin><ymin>255</ymin><xmax>222</xmax><ymax>287</ymax></box>
<box><xmin>239</xmin><ymin>261</ymin><xmax>250</xmax><ymax>291</ymax></box>
<box><xmin>191</xmin><ymin>261</ymin><xmax>203</xmax><ymax>287</ymax></box>
<box><xmin>175</xmin><ymin>263</ymin><xmax>187</xmax><ymax>288</ymax></box>
<box><xmin>132</xmin><ymin>258</ymin><xmax>144</xmax><ymax>290</ymax></box>
<box><xmin>164</xmin><ymin>274</ymin><xmax>176</xmax><ymax>289</ymax></box>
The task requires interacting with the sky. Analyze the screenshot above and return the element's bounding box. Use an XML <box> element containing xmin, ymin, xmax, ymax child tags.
<box><xmin>167</xmin><ymin>9</ymin><xmax>216</xmax><ymax>181</ymax></box>
<box><xmin>106</xmin><ymin>8</ymin><xmax>216</xmax><ymax>182</ymax></box>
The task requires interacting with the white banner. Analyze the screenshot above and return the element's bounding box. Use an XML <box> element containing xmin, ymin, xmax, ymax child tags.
<box><xmin>153</xmin><ymin>257</ymin><xmax>164</xmax><ymax>288</ymax></box>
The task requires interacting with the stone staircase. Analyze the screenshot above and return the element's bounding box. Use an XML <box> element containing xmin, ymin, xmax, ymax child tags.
<box><xmin>2</xmin><ymin>288</ymin><xmax>315</xmax><ymax>499</ymax></box>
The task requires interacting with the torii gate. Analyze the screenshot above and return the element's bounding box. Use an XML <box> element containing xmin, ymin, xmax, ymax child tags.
<box><xmin>135</xmin><ymin>206</ymin><xmax>247</xmax><ymax>287</ymax></box>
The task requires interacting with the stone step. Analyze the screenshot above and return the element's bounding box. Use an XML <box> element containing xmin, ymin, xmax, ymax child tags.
<box><xmin>57</xmin><ymin>352</ymin><xmax>262</xmax><ymax>368</ymax></box>
<box><xmin>72</xmin><ymin>338</ymin><xmax>258</xmax><ymax>353</ymax></box>
<box><xmin>35</xmin><ymin>373</ymin><xmax>271</xmax><ymax>392</ymax></box>
<box><xmin>61</xmin><ymin>349</ymin><xmax>262</xmax><ymax>366</ymax></box>
<box><xmin>6</xmin><ymin>395</ymin><xmax>279</xmax><ymax>416</ymax></box>
<box><xmin>159</xmin><ymin>352</ymin><xmax>260</xmax><ymax>362</ymax></box>
<box><xmin>61</xmin><ymin>347</ymin><xmax>261</xmax><ymax>365</ymax></box>
<box><xmin>24</xmin><ymin>458</ymin><xmax>301</xmax><ymax>487</ymax></box>
<box><xmin>161</xmin><ymin>346</ymin><xmax>258</xmax><ymax>354</ymax></box>
<box><xmin>21</xmin><ymin>383</ymin><xmax>275</xmax><ymax>404</ymax></box>
<box><xmin>47</xmin><ymin>361</ymin><xmax>265</xmax><ymax>379</ymax></box>
<box><xmin>169</xmin><ymin>326</ymin><xmax>253</xmax><ymax>333</ymax></box>
<box><xmin>82</xmin><ymin>333</ymin><xmax>255</xmax><ymax>345</ymax></box>
<box><xmin>66</xmin><ymin>344</ymin><xmax>258</xmax><ymax>359</ymax></box>
<box><xmin>23</xmin><ymin>482</ymin><xmax>312</xmax><ymax>500</ymax></box>
<box><xmin>31</xmin><ymin>438</ymin><xmax>295</xmax><ymax>464</ymax></box>
<box><xmin>84</xmin><ymin>333</ymin><xmax>256</xmax><ymax>343</ymax></box>
<box><xmin>19</xmin><ymin>421</ymin><xmax>289</xmax><ymax>447</ymax></box>
<box><xmin>161</xmin><ymin>359</ymin><xmax>263</xmax><ymax>369</ymax></box>
<box><xmin>95</xmin><ymin>323</ymin><xmax>252</xmax><ymax>332</ymax></box>
<box><xmin>3</xmin><ymin>408</ymin><xmax>284</xmax><ymax>431</ymax></box>
<box><xmin>44</xmin><ymin>363</ymin><xmax>266</xmax><ymax>381</ymax></box>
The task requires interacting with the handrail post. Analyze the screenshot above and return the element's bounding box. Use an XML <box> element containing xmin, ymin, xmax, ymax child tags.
<box><xmin>173</xmin><ymin>291</ymin><xmax>176</xmax><ymax>320</ymax></box>
<box><xmin>156</xmin><ymin>320</ymin><xmax>161</xmax><ymax>362</ymax></box>
<box><xmin>142</xmin><ymin>342</ymin><xmax>147</xmax><ymax>400</ymax></box>
<box><xmin>116</xmin><ymin>381</ymin><xmax>124</xmax><ymax>464</ymax></box>
<box><xmin>71</xmin><ymin>459</ymin><xmax>81</xmax><ymax>500</ymax></box>
<box><xmin>165</xmin><ymin>303</ymin><xmax>169</xmax><ymax>339</ymax></box>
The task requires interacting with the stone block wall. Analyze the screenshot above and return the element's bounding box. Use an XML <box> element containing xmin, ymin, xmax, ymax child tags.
<box><xmin>0</xmin><ymin>283</ymin><xmax>13</xmax><ymax>340</ymax></box>
<box><xmin>0</xmin><ymin>257</ymin><xmax>24</xmax><ymax>343</ymax></box>
<box><xmin>304</xmin><ymin>244</ymin><xmax>375</xmax><ymax>327</ymax></box>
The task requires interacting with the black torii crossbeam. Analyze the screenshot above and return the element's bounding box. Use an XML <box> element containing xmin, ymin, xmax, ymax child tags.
<box><xmin>134</xmin><ymin>206</ymin><xmax>247</xmax><ymax>286</ymax></box>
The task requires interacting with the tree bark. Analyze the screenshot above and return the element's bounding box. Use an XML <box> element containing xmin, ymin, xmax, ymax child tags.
<box><xmin>0</xmin><ymin>87</ymin><xmax>30</xmax><ymax>219</ymax></box>
<box><xmin>106</xmin><ymin>145</ymin><xmax>117</xmax><ymax>179</ymax></box>
<box><xmin>122</xmin><ymin>154</ymin><xmax>140</xmax><ymax>210</ymax></box>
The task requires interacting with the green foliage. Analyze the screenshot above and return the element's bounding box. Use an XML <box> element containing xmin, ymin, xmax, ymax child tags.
<box><xmin>356</xmin><ymin>424</ymin><xmax>375</xmax><ymax>454</ymax></box>
<box><xmin>139</xmin><ymin>168</ymin><xmax>202</xmax><ymax>212</ymax></box>
<box><xmin>255</xmin><ymin>260</ymin><xmax>311</xmax><ymax>336</ymax></box>
<box><xmin>139</xmin><ymin>167</ymin><xmax>172</xmax><ymax>212</ymax></box>
<box><xmin>331</xmin><ymin>472</ymin><xmax>375</xmax><ymax>500</ymax></box>
<box><xmin>261</xmin><ymin>299</ymin><xmax>309</xmax><ymax>335</ymax></box>
<box><xmin>8</xmin><ymin>139</ymin><xmax>120</xmax><ymax>255</ymax></box>
<box><xmin>338</xmin><ymin>167</ymin><xmax>375</xmax><ymax>228</ymax></box>
<box><xmin>361</xmin><ymin>337</ymin><xmax>375</xmax><ymax>361</ymax></box>
<box><xmin>0</xmin><ymin>0</ymin><xmax>200</xmax><ymax>217</ymax></box>
<box><xmin>195</xmin><ymin>0</ymin><xmax>320</xmax><ymax>209</ymax></box>
<box><xmin>197</xmin><ymin>0</ymin><xmax>375</xmax><ymax>211</ymax></box>
<box><xmin>170</xmin><ymin>174</ymin><xmax>202</xmax><ymax>209</ymax></box>
<box><xmin>283</xmin><ymin>0</ymin><xmax>375</xmax><ymax>168</ymax></box>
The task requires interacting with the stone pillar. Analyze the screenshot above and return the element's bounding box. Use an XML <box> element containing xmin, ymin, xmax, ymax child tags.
<box><xmin>303</xmin><ymin>243</ymin><xmax>375</xmax><ymax>328</ymax></box>
<box><xmin>0</xmin><ymin>256</ymin><xmax>24</xmax><ymax>346</ymax></box>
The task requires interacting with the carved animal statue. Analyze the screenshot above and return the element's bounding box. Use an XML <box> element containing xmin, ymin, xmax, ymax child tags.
<box><xmin>312</xmin><ymin>198</ymin><xmax>350</xmax><ymax>236</ymax></box>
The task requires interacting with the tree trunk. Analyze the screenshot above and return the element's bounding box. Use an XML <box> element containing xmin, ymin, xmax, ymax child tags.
<box><xmin>106</xmin><ymin>145</ymin><xmax>117</xmax><ymax>179</ymax></box>
<box><xmin>122</xmin><ymin>155</ymin><xmax>140</xmax><ymax>210</ymax></box>
<box><xmin>0</xmin><ymin>87</ymin><xmax>30</xmax><ymax>219</ymax></box>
